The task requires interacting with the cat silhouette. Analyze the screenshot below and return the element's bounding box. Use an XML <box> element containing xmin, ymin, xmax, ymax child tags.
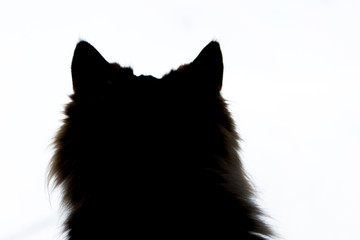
<box><xmin>49</xmin><ymin>41</ymin><xmax>273</xmax><ymax>239</ymax></box>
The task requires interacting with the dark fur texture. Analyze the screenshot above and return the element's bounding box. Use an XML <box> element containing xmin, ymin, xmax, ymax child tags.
<box><xmin>49</xmin><ymin>41</ymin><xmax>273</xmax><ymax>239</ymax></box>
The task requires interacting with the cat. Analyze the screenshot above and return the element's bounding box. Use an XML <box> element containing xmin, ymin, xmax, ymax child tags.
<box><xmin>48</xmin><ymin>41</ymin><xmax>273</xmax><ymax>239</ymax></box>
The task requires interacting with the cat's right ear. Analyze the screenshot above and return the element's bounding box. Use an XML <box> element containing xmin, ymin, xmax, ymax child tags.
<box><xmin>71</xmin><ymin>41</ymin><xmax>110</xmax><ymax>93</ymax></box>
<box><xmin>189</xmin><ymin>41</ymin><xmax>224</xmax><ymax>92</ymax></box>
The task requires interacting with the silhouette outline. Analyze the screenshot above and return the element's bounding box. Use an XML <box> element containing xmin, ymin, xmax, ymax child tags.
<box><xmin>48</xmin><ymin>41</ymin><xmax>273</xmax><ymax>239</ymax></box>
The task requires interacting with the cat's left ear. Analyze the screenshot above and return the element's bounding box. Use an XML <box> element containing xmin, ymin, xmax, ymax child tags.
<box><xmin>71</xmin><ymin>41</ymin><xmax>111</xmax><ymax>94</ymax></box>
<box><xmin>190</xmin><ymin>41</ymin><xmax>224</xmax><ymax>91</ymax></box>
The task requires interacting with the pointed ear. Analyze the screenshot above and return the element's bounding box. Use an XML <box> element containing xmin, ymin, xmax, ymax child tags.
<box><xmin>71</xmin><ymin>41</ymin><xmax>110</xmax><ymax>93</ymax></box>
<box><xmin>191</xmin><ymin>41</ymin><xmax>224</xmax><ymax>91</ymax></box>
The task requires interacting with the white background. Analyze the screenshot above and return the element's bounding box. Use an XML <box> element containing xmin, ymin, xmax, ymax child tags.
<box><xmin>1</xmin><ymin>0</ymin><xmax>359</xmax><ymax>239</ymax></box>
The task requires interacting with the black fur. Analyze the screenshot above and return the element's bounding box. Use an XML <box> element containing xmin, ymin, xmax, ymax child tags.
<box><xmin>49</xmin><ymin>41</ymin><xmax>273</xmax><ymax>239</ymax></box>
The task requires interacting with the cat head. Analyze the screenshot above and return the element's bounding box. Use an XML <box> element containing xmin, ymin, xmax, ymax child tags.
<box><xmin>64</xmin><ymin>40</ymin><xmax>231</xmax><ymax>157</ymax></box>
<box><xmin>60</xmin><ymin>40</ymin><xmax>233</xmax><ymax>171</ymax></box>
